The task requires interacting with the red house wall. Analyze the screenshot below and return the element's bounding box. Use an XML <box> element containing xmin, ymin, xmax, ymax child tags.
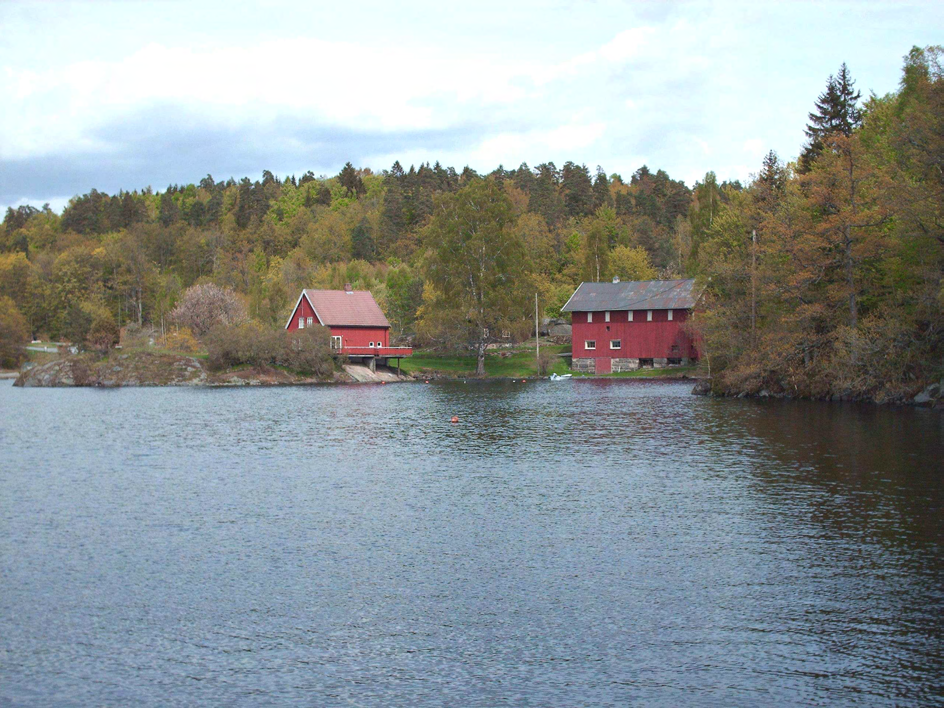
<box><xmin>286</xmin><ymin>296</ymin><xmax>389</xmax><ymax>348</ymax></box>
<box><xmin>571</xmin><ymin>309</ymin><xmax>698</xmax><ymax>360</ymax></box>
<box><xmin>328</xmin><ymin>326</ymin><xmax>389</xmax><ymax>348</ymax></box>
<box><xmin>287</xmin><ymin>296</ymin><xmax>321</xmax><ymax>329</ymax></box>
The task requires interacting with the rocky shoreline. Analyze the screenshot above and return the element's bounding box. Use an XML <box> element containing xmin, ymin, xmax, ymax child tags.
<box><xmin>13</xmin><ymin>352</ymin><xmax>352</xmax><ymax>388</ymax></box>
<box><xmin>691</xmin><ymin>378</ymin><xmax>943</xmax><ymax>408</ymax></box>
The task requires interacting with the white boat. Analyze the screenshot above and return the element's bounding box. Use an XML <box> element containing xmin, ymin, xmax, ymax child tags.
<box><xmin>550</xmin><ymin>373</ymin><xmax>573</xmax><ymax>381</ymax></box>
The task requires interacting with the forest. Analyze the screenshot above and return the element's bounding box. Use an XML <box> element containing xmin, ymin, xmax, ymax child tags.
<box><xmin>1</xmin><ymin>46</ymin><xmax>941</xmax><ymax>400</ymax></box>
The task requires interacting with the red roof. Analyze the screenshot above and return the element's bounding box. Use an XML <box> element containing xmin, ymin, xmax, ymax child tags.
<box><xmin>301</xmin><ymin>289</ymin><xmax>390</xmax><ymax>328</ymax></box>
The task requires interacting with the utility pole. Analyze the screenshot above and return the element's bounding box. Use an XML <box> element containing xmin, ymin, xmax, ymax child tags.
<box><xmin>751</xmin><ymin>229</ymin><xmax>757</xmax><ymax>339</ymax></box>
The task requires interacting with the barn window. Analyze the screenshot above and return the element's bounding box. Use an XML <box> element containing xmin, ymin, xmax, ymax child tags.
<box><xmin>587</xmin><ymin>312</ymin><xmax>592</xmax><ymax>323</ymax></box>
<box><xmin>369</xmin><ymin>342</ymin><xmax>375</xmax><ymax>348</ymax></box>
<box><xmin>667</xmin><ymin>310</ymin><xmax>673</xmax><ymax>321</ymax></box>
<box><xmin>646</xmin><ymin>310</ymin><xmax>653</xmax><ymax>322</ymax></box>
<box><xmin>610</xmin><ymin>340</ymin><xmax>621</xmax><ymax>349</ymax></box>
<box><xmin>605</xmin><ymin>311</ymin><xmax>610</xmax><ymax>322</ymax></box>
<box><xmin>585</xmin><ymin>340</ymin><xmax>596</xmax><ymax>350</ymax></box>
<box><xmin>298</xmin><ymin>317</ymin><xmax>305</xmax><ymax>329</ymax></box>
<box><xmin>628</xmin><ymin>311</ymin><xmax>633</xmax><ymax>322</ymax></box>
<box><xmin>331</xmin><ymin>336</ymin><xmax>342</xmax><ymax>350</ymax></box>
<box><xmin>307</xmin><ymin>317</ymin><xmax>313</xmax><ymax>326</ymax></box>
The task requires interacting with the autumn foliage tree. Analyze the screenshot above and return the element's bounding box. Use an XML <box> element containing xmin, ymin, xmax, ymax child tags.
<box><xmin>0</xmin><ymin>297</ymin><xmax>29</xmax><ymax>368</ymax></box>
<box><xmin>695</xmin><ymin>49</ymin><xmax>943</xmax><ymax>402</ymax></box>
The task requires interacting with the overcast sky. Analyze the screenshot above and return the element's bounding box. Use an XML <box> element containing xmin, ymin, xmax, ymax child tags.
<box><xmin>1</xmin><ymin>0</ymin><xmax>941</xmax><ymax>214</ymax></box>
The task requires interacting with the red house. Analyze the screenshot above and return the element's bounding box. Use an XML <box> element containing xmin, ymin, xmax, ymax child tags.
<box><xmin>285</xmin><ymin>285</ymin><xmax>411</xmax><ymax>370</ymax></box>
<box><xmin>561</xmin><ymin>278</ymin><xmax>701</xmax><ymax>374</ymax></box>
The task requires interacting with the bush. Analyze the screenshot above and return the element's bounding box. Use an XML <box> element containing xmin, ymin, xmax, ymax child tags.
<box><xmin>0</xmin><ymin>297</ymin><xmax>29</xmax><ymax>368</ymax></box>
<box><xmin>86</xmin><ymin>307</ymin><xmax>119</xmax><ymax>354</ymax></box>
<box><xmin>171</xmin><ymin>283</ymin><xmax>248</xmax><ymax>337</ymax></box>
<box><xmin>205</xmin><ymin>322</ymin><xmax>335</xmax><ymax>376</ymax></box>
<box><xmin>164</xmin><ymin>327</ymin><xmax>200</xmax><ymax>353</ymax></box>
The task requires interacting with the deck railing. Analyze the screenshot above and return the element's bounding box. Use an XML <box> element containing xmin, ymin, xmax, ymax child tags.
<box><xmin>339</xmin><ymin>346</ymin><xmax>413</xmax><ymax>357</ymax></box>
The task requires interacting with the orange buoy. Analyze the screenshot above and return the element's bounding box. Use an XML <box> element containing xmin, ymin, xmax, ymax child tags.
<box><xmin>450</xmin><ymin>416</ymin><xmax>459</xmax><ymax>424</ymax></box>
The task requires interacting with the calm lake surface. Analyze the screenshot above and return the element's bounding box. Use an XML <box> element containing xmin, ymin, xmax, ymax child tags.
<box><xmin>1</xmin><ymin>379</ymin><xmax>942</xmax><ymax>706</ymax></box>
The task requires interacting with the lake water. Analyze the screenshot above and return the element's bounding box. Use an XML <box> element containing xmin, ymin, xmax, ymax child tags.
<box><xmin>0</xmin><ymin>379</ymin><xmax>942</xmax><ymax>706</ymax></box>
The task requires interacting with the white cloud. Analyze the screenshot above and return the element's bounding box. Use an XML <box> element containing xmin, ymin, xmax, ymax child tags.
<box><xmin>2</xmin><ymin>0</ymin><xmax>937</xmax><ymax>207</ymax></box>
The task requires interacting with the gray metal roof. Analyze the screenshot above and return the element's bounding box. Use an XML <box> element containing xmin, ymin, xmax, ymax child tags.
<box><xmin>561</xmin><ymin>279</ymin><xmax>700</xmax><ymax>312</ymax></box>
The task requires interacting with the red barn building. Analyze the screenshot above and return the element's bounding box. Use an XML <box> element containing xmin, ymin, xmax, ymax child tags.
<box><xmin>561</xmin><ymin>278</ymin><xmax>701</xmax><ymax>374</ymax></box>
<box><xmin>285</xmin><ymin>285</ymin><xmax>411</xmax><ymax>370</ymax></box>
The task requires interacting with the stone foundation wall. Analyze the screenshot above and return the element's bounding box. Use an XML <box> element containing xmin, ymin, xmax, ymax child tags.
<box><xmin>573</xmin><ymin>356</ymin><xmax>693</xmax><ymax>374</ymax></box>
<box><xmin>611</xmin><ymin>358</ymin><xmax>640</xmax><ymax>373</ymax></box>
<box><xmin>572</xmin><ymin>358</ymin><xmax>595</xmax><ymax>374</ymax></box>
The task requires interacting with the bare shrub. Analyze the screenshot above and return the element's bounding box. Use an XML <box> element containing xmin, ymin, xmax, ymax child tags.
<box><xmin>171</xmin><ymin>284</ymin><xmax>247</xmax><ymax>337</ymax></box>
<box><xmin>536</xmin><ymin>349</ymin><xmax>554</xmax><ymax>375</ymax></box>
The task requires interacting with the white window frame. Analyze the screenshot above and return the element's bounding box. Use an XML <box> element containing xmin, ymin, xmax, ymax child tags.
<box><xmin>307</xmin><ymin>316</ymin><xmax>313</xmax><ymax>326</ymax></box>
<box><xmin>298</xmin><ymin>317</ymin><xmax>305</xmax><ymax>329</ymax></box>
<box><xmin>628</xmin><ymin>311</ymin><xmax>633</xmax><ymax>322</ymax></box>
<box><xmin>668</xmin><ymin>310</ymin><xmax>673</xmax><ymax>321</ymax></box>
<box><xmin>330</xmin><ymin>335</ymin><xmax>342</xmax><ymax>350</ymax></box>
<box><xmin>587</xmin><ymin>312</ymin><xmax>592</xmax><ymax>323</ymax></box>
<box><xmin>585</xmin><ymin>340</ymin><xmax>596</xmax><ymax>350</ymax></box>
<box><xmin>604</xmin><ymin>311</ymin><xmax>610</xmax><ymax>322</ymax></box>
<box><xmin>368</xmin><ymin>341</ymin><xmax>375</xmax><ymax>348</ymax></box>
<box><xmin>610</xmin><ymin>339</ymin><xmax>621</xmax><ymax>350</ymax></box>
<box><xmin>647</xmin><ymin>310</ymin><xmax>653</xmax><ymax>322</ymax></box>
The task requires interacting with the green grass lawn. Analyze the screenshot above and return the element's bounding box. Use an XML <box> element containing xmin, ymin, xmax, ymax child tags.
<box><xmin>398</xmin><ymin>344</ymin><xmax>700</xmax><ymax>379</ymax></box>
<box><xmin>399</xmin><ymin>344</ymin><xmax>571</xmax><ymax>378</ymax></box>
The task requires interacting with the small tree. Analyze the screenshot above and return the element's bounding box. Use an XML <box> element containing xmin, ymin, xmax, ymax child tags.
<box><xmin>609</xmin><ymin>245</ymin><xmax>657</xmax><ymax>281</ymax></box>
<box><xmin>171</xmin><ymin>283</ymin><xmax>248</xmax><ymax>337</ymax></box>
<box><xmin>86</xmin><ymin>307</ymin><xmax>119</xmax><ymax>354</ymax></box>
<box><xmin>0</xmin><ymin>297</ymin><xmax>29</xmax><ymax>368</ymax></box>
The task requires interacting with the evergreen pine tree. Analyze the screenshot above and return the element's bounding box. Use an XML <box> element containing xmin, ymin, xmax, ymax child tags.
<box><xmin>592</xmin><ymin>166</ymin><xmax>612</xmax><ymax>210</ymax></box>
<box><xmin>561</xmin><ymin>161</ymin><xmax>594</xmax><ymax>217</ymax></box>
<box><xmin>799</xmin><ymin>63</ymin><xmax>862</xmax><ymax>172</ymax></box>
<box><xmin>338</xmin><ymin>162</ymin><xmax>366</xmax><ymax>198</ymax></box>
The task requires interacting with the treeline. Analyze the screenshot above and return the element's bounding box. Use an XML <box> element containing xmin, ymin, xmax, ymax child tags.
<box><xmin>0</xmin><ymin>150</ymin><xmax>725</xmax><ymax>346</ymax></box>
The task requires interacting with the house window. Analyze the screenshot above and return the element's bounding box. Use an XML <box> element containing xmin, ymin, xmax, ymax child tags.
<box><xmin>605</xmin><ymin>311</ymin><xmax>610</xmax><ymax>322</ymax></box>
<box><xmin>667</xmin><ymin>310</ymin><xmax>673</xmax><ymax>321</ymax></box>
<box><xmin>587</xmin><ymin>312</ymin><xmax>592</xmax><ymax>323</ymax></box>
<box><xmin>330</xmin><ymin>336</ymin><xmax>342</xmax><ymax>350</ymax></box>
<box><xmin>307</xmin><ymin>317</ymin><xmax>314</xmax><ymax>326</ymax></box>
<box><xmin>585</xmin><ymin>340</ymin><xmax>596</xmax><ymax>350</ymax></box>
<box><xmin>298</xmin><ymin>317</ymin><xmax>305</xmax><ymax>329</ymax></box>
<box><xmin>369</xmin><ymin>342</ymin><xmax>375</xmax><ymax>348</ymax></box>
<box><xmin>628</xmin><ymin>311</ymin><xmax>633</xmax><ymax>322</ymax></box>
<box><xmin>610</xmin><ymin>340</ymin><xmax>621</xmax><ymax>349</ymax></box>
<box><xmin>647</xmin><ymin>310</ymin><xmax>653</xmax><ymax>322</ymax></box>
